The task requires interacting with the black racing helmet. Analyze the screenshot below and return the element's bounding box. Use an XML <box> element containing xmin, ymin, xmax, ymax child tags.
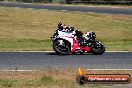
<box><xmin>75</xmin><ymin>30</ymin><xmax>83</xmax><ymax>38</ymax></box>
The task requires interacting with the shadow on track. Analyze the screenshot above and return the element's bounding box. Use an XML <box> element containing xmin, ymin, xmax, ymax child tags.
<box><xmin>47</xmin><ymin>52</ymin><xmax>93</xmax><ymax>56</ymax></box>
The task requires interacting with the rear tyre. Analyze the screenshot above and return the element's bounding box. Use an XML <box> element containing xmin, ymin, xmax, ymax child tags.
<box><xmin>91</xmin><ymin>42</ymin><xmax>105</xmax><ymax>55</ymax></box>
<box><xmin>53</xmin><ymin>39</ymin><xmax>70</xmax><ymax>55</ymax></box>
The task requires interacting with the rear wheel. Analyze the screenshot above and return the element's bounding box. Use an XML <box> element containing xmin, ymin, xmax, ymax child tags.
<box><xmin>91</xmin><ymin>42</ymin><xmax>105</xmax><ymax>55</ymax></box>
<box><xmin>53</xmin><ymin>39</ymin><xmax>70</xmax><ymax>55</ymax></box>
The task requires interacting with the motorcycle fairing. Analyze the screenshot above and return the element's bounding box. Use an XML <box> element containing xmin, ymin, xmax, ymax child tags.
<box><xmin>71</xmin><ymin>38</ymin><xmax>90</xmax><ymax>53</ymax></box>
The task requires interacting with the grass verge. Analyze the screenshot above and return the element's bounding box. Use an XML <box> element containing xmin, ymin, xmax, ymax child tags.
<box><xmin>0</xmin><ymin>69</ymin><xmax>131</xmax><ymax>88</ymax></box>
<box><xmin>0</xmin><ymin>7</ymin><xmax>132</xmax><ymax>51</ymax></box>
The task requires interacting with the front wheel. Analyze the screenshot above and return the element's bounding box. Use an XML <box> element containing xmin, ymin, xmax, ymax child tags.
<box><xmin>91</xmin><ymin>42</ymin><xmax>105</xmax><ymax>55</ymax></box>
<box><xmin>53</xmin><ymin>39</ymin><xmax>70</xmax><ymax>55</ymax></box>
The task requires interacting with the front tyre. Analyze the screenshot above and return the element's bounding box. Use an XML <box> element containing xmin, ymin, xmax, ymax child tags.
<box><xmin>53</xmin><ymin>39</ymin><xmax>70</xmax><ymax>55</ymax></box>
<box><xmin>91</xmin><ymin>42</ymin><xmax>105</xmax><ymax>55</ymax></box>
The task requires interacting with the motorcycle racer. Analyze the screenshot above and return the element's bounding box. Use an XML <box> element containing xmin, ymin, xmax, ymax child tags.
<box><xmin>51</xmin><ymin>22</ymin><xmax>105</xmax><ymax>55</ymax></box>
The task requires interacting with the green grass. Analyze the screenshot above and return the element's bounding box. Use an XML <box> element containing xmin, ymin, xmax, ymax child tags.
<box><xmin>0</xmin><ymin>7</ymin><xmax>132</xmax><ymax>51</ymax></box>
<box><xmin>0</xmin><ymin>39</ymin><xmax>52</xmax><ymax>51</ymax></box>
<box><xmin>0</xmin><ymin>73</ymin><xmax>75</xmax><ymax>88</ymax></box>
<box><xmin>52</xmin><ymin>0</ymin><xmax>65</xmax><ymax>3</ymax></box>
<box><xmin>0</xmin><ymin>79</ymin><xmax>17</xmax><ymax>87</ymax></box>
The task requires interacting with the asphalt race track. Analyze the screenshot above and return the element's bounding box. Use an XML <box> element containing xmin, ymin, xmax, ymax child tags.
<box><xmin>0</xmin><ymin>2</ymin><xmax>132</xmax><ymax>15</ymax></box>
<box><xmin>0</xmin><ymin>52</ymin><xmax>131</xmax><ymax>70</ymax></box>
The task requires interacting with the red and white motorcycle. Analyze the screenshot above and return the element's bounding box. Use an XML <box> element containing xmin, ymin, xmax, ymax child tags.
<box><xmin>51</xmin><ymin>23</ymin><xmax>105</xmax><ymax>55</ymax></box>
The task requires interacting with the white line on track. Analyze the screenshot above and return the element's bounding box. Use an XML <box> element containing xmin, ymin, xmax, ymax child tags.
<box><xmin>1</xmin><ymin>69</ymin><xmax>132</xmax><ymax>72</ymax></box>
<box><xmin>86</xmin><ymin>69</ymin><xmax>132</xmax><ymax>70</ymax></box>
<box><xmin>105</xmin><ymin>51</ymin><xmax>131</xmax><ymax>52</ymax></box>
<box><xmin>1</xmin><ymin>70</ymin><xmax>39</xmax><ymax>72</ymax></box>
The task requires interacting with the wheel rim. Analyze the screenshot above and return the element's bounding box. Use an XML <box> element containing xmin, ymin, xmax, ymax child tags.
<box><xmin>54</xmin><ymin>40</ymin><xmax>69</xmax><ymax>53</ymax></box>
